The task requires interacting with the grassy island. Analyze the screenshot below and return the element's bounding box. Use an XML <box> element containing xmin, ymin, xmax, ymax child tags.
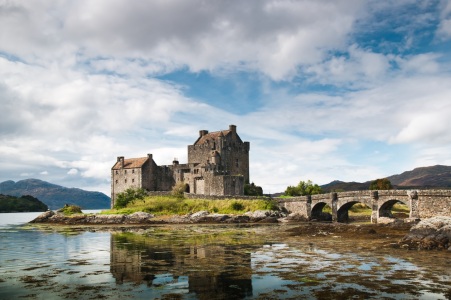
<box><xmin>103</xmin><ymin>194</ymin><xmax>279</xmax><ymax>216</ymax></box>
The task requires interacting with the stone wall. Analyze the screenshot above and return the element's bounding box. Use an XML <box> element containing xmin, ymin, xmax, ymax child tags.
<box><xmin>111</xmin><ymin>161</ymin><xmax>151</xmax><ymax>208</ymax></box>
<box><xmin>277</xmin><ymin>197</ymin><xmax>310</xmax><ymax>218</ymax></box>
<box><xmin>417</xmin><ymin>190</ymin><xmax>451</xmax><ymax>218</ymax></box>
<box><xmin>183</xmin><ymin>193</ymin><xmax>267</xmax><ymax>200</ymax></box>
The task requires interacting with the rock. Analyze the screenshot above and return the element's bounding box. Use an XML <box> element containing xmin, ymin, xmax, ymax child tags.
<box><xmin>90</xmin><ymin>214</ymin><xmax>125</xmax><ymax>224</ymax></box>
<box><xmin>245</xmin><ymin>210</ymin><xmax>285</xmax><ymax>222</ymax></box>
<box><xmin>225</xmin><ymin>215</ymin><xmax>250</xmax><ymax>223</ymax></box>
<box><xmin>205</xmin><ymin>214</ymin><xmax>230</xmax><ymax>222</ymax></box>
<box><xmin>125</xmin><ymin>212</ymin><xmax>155</xmax><ymax>223</ymax></box>
<box><xmin>399</xmin><ymin>216</ymin><xmax>451</xmax><ymax>250</ymax></box>
<box><xmin>285</xmin><ymin>213</ymin><xmax>309</xmax><ymax>222</ymax></box>
<box><xmin>189</xmin><ymin>211</ymin><xmax>210</xmax><ymax>221</ymax></box>
<box><xmin>257</xmin><ymin>216</ymin><xmax>279</xmax><ymax>223</ymax></box>
<box><xmin>30</xmin><ymin>210</ymin><xmax>55</xmax><ymax>223</ymax></box>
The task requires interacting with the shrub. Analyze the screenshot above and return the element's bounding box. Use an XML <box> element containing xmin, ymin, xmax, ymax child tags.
<box><xmin>244</xmin><ymin>182</ymin><xmax>263</xmax><ymax>196</ymax></box>
<box><xmin>171</xmin><ymin>181</ymin><xmax>187</xmax><ymax>198</ymax></box>
<box><xmin>115</xmin><ymin>188</ymin><xmax>147</xmax><ymax>209</ymax></box>
<box><xmin>230</xmin><ymin>201</ymin><xmax>245</xmax><ymax>211</ymax></box>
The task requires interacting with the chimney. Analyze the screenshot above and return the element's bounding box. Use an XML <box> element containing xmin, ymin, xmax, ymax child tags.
<box><xmin>147</xmin><ymin>153</ymin><xmax>153</xmax><ymax>160</ymax></box>
<box><xmin>199</xmin><ymin>130</ymin><xmax>209</xmax><ymax>137</ymax></box>
<box><xmin>117</xmin><ymin>156</ymin><xmax>124</xmax><ymax>168</ymax></box>
<box><xmin>229</xmin><ymin>125</ymin><xmax>236</xmax><ymax>133</ymax></box>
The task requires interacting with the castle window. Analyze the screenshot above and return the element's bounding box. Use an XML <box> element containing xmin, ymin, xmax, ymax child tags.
<box><xmin>125</xmin><ymin>170</ymin><xmax>127</xmax><ymax>174</ymax></box>
<box><xmin>115</xmin><ymin>170</ymin><xmax>118</xmax><ymax>175</ymax></box>
<box><xmin>132</xmin><ymin>179</ymin><xmax>135</xmax><ymax>183</ymax></box>
<box><xmin>125</xmin><ymin>179</ymin><xmax>127</xmax><ymax>183</ymax></box>
<box><xmin>115</xmin><ymin>180</ymin><xmax>118</xmax><ymax>184</ymax></box>
<box><xmin>132</xmin><ymin>169</ymin><xmax>135</xmax><ymax>174</ymax></box>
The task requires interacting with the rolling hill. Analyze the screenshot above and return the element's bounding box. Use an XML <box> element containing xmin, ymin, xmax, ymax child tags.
<box><xmin>0</xmin><ymin>179</ymin><xmax>110</xmax><ymax>210</ymax></box>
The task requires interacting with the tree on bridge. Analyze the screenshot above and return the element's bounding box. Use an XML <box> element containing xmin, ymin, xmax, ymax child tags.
<box><xmin>369</xmin><ymin>178</ymin><xmax>393</xmax><ymax>190</ymax></box>
<box><xmin>284</xmin><ymin>180</ymin><xmax>322</xmax><ymax>196</ymax></box>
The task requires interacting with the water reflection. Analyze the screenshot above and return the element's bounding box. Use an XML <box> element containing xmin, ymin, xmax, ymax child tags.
<box><xmin>110</xmin><ymin>231</ymin><xmax>254</xmax><ymax>299</ymax></box>
<box><xmin>0</xmin><ymin>223</ymin><xmax>450</xmax><ymax>299</ymax></box>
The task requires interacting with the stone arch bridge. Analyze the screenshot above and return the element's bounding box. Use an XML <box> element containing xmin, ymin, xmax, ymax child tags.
<box><xmin>277</xmin><ymin>190</ymin><xmax>451</xmax><ymax>223</ymax></box>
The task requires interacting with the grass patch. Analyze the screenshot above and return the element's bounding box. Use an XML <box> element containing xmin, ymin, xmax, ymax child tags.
<box><xmin>103</xmin><ymin>195</ymin><xmax>278</xmax><ymax>215</ymax></box>
<box><xmin>349</xmin><ymin>203</ymin><xmax>372</xmax><ymax>216</ymax></box>
<box><xmin>392</xmin><ymin>203</ymin><xmax>409</xmax><ymax>213</ymax></box>
<box><xmin>57</xmin><ymin>205</ymin><xmax>82</xmax><ymax>216</ymax></box>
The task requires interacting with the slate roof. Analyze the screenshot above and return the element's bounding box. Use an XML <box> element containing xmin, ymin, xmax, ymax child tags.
<box><xmin>195</xmin><ymin>130</ymin><xmax>231</xmax><ymax>145</ymax></box>
<box><xmin>112</xmin><ymin>157</ymin><xmax>148</xmax><ymax>169</ymax></box>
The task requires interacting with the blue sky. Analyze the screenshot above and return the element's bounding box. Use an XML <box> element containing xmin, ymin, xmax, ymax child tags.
<box><xmin>1</xmin><ymin>0</ymin><xmax>451</xmax><ymax>195</ymax></box>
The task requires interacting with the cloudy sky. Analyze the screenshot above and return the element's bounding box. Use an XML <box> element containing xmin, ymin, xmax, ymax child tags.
<box><xmin>1</xmin><ymin>0</ymin><xmax>451</xmax><ymax>195</ymax></box>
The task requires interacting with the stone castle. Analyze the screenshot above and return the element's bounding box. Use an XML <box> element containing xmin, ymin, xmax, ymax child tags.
<box><xmin>111</xmin><ymin>125</ymin><xmax>250</xmax><ymax>207</ymax></box>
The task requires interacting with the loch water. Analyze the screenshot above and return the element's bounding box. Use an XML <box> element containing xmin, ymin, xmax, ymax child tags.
<box><xmin>0</xmin><ymin>212</ymin><xmax>450</xmax><ymax>299</ymax></box>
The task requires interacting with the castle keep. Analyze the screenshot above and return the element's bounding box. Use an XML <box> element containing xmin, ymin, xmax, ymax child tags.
<box><xmin>111</xmin><ymin>125</ymin><xmax>250</xmax><ymax>207</ymax></box>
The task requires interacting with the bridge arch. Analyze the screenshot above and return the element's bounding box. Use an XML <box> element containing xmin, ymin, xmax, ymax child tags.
<box><xmin>336</xmin><ymin>201</ymin><xmax>370</xmax><ymax>223</ymax></box>
<box><xmin>311</xmin><ymin>202</ymin><xmax>332</xmax><ymax>221</ymax></box>
<box><xmin>378</xmin><ymin>199</ymin><xmax>409</xmax><ymax>219</ymax></box>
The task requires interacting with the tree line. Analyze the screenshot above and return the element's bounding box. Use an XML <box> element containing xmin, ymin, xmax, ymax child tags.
<box><xmin>0</xmin><ymin>194</ymin><xmax>48</xmax><ymax>212</ymax></box>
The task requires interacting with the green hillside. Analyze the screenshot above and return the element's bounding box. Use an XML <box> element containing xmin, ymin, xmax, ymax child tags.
<box><xmin>0</xmin><ymin>194</ymin><xmax>48</xmax><ymax>213</ymax></box>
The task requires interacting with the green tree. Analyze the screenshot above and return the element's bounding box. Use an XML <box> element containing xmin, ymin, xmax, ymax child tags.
<box><xmin>369</xmin><ymin>178</ymin><xmax>393</xmax><ymax>190</ymax></box>
<box><xmin>115</xmin><ymin>187</ymin><xmax>147</xmax><ymax>209</ymax></box>
<box><xmin>284</xmin><ymin>180</ymin><xmax>322</xmax><ymax>196</ymax></box>
<box><xmin>244</xmin><ymin>182</ymin><xmax>263</xmax><ymax>196</ymax></box>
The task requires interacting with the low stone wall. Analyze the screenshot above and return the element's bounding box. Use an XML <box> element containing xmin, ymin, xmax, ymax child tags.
<box><xmin>147</xmin><ymin>191</ymin><xmax>172</xmax><ymax>197</ymax></box>
<box><xmin>183</xmin><ymin>193</ymin><xmax>270</xmax><ymax>201</ymax></box>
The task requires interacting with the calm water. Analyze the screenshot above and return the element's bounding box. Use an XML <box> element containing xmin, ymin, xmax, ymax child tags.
<box><xmin>0</xmin><ymin>212</ymin><xmax>450</xmax><ymax>300</ymax></box>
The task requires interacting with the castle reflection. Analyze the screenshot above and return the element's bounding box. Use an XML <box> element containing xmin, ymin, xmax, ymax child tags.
<box><xmin>110</xmin><ymin>232</ymin><xmax>254</xmax><ymax>299</ymax></box>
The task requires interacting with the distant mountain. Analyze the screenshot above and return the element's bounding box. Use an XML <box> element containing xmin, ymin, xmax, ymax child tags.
<box><xmin>387</xmin><ymin>165</ymin><xmax>451</xmax><ymax>188</ymax></box>
<box><xmin>321</xmin><ymin>165</ymin><xmax>451</xmax><ymax>192</ymax></box>
<box><xmin>0</xmin><ymin>179</ymin><xmax>110</xmax><ymax>210</ymax></box>
<box><xmin>320</xmin><ymin>180</ymin><xmax>370</xmax><ymax>193</ymax></box>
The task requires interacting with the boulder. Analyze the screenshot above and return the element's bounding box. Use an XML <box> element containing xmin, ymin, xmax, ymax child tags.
<box><xmin>284</xmin><ymin>213</ymin><xmax>309</xmax><ymax>222</ymax></box>
<box><xmin>245</xmin><ymin>210</ymin><xmax>285</xmax><ymax>222</ymax></box>
<box><xmin>90</xmin><ymin>214</ymin><xmax>125</xmax><ymax>224</ymax></box>
<box><xmin>30</xmin><ymin>210</ymin><xmax>55</xmax><ymax>223</ymax></box>
<box><xmin>399</xmin><ymin>216</ymin><xmax>451</xmax><ymax>250</ymax></box>
<box><xmin>188</xmin><ymin>211</ymin><xmax>211</xmax><ymax>222</ymax></box>
<box><xmin>125</xmin><ymin>212</ymin><xmax>155</xmax><ymax>223</ymax></box>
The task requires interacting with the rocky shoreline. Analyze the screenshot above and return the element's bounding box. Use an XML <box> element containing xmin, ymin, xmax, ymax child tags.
<box><xmin>30</xmin><ymin>210</ymin><xmax>290</xmax><ymax>225</ymax></box>
<box><xmin>30</xmin><ymin>211</ymin><xmax>451</xmax><ymax>251</ymax></box>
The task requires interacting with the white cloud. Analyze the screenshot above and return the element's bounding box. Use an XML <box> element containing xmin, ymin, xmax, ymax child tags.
<box><xmin>0</xmin><ymin>0</ymin><xmax>365</xmax><ymax>80</ymax></box>
<box><xmin>1</xmin><ymin>1</ymin><xmax>451</xmax><ymax>195</ymax></box>
<box><xmin>437</xmin><ymin>0</ymin><xmax>451</xmax><ymax>40</ymax></box>
<box><xmin>67</xmin><ymin>169</ymin><xmax>78</xmax><ymax>175</ymax></box>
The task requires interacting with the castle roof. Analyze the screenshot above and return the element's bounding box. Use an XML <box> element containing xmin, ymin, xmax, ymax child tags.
<box><xmin>195</xmin><ymin>130</ymin><xmax>231</xmax><ymax>145</ymax></box>
<box><xmin>112</xmin><ymin>157</ymin><xmax>148</xmax><ymax>169</ymax></box>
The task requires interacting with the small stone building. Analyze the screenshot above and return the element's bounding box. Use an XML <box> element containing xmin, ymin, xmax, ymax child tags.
<box><xmin>111</xmin><ymin>125</ymin><xmax>250</xmax><ymax>207</ymax></box>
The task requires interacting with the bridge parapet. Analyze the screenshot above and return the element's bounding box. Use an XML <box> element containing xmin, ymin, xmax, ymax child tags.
<box><xmin>417</xmin><ymin>190</ymin><xmax>451</xmax><ymax>197</ymax></box>
<box><xmin>377</xmin><ymin>190</ymin><xmax>411</xmax><ymax>198</ymax></box>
